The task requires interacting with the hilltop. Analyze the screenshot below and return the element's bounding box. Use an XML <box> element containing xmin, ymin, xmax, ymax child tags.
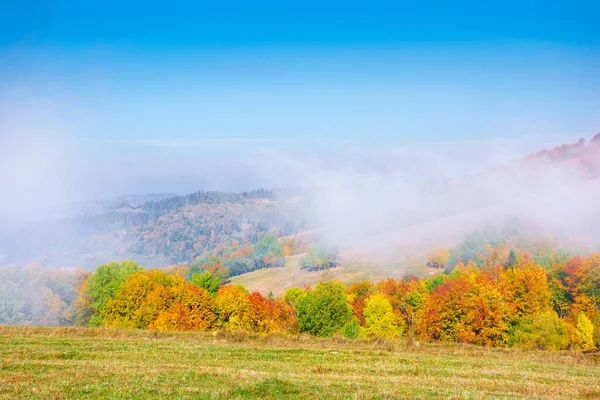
<box><xmin>523</xmin><ymin>132</ymin><xmax>600</xmax><ymax>177</ymax></box>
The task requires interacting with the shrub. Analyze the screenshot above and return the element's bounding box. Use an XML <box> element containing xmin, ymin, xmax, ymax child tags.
<box><xmin>510</xmin><ymin>311</ymin><xmax>568</xmax><ymax>350</ymax></box>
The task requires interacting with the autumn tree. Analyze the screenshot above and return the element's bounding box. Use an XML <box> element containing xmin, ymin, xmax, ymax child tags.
<box><xmin>417</xmin><ymin>270</ymin><xmax>511</xmax><ymax>346</ymax></box>
<box><xmin>103</xmin><ymin>270</ymin><xmax>217</xmax><ymax>331</ymax></box>
<box><xmin>242</xmin><ymin>292</ymin><xmax>278</xmax><ymax>333</ymax></box>
<box><xmin>363</xmin><ymin>293</ymin><xmax>403</xmax><ymax>339</ymax></box>
<box><xmin>501</xmin><ymin>259</ymin><xmax>552</xmax><ymax>319</ymax></box>
<box><xmin>208</xmin><ymin>262</ymin><xmax>230</xmax><ymax>282</ymax></box>
<box><xmin>214</xmin><ymin>285</ymin><xmax>250</xmax><ymax>331</ymax></box>
<box><xmin>240</xmin><ymin>292</ymin><xmax>296</xmax><ymax>334</ymax></box>
<box><xmin>76</xmin><ymin>261</ymin><xmax>143</xmax><ymax>326</ymax></box>
<box><xmin>150</xmin><ymin>283</ymin><xmax>217</xmax><ymax>332</ymax></box>
<box><xmin>347</xmin><ymin>281</ymin><xmax>376</xmax><ymax>324</ymax></box>
<box><xmin>574</xmin><ymin>313</ymin><xmax>595</xmax><ymax>351</ymax></box>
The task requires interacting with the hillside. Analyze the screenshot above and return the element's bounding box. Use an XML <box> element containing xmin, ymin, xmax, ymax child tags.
<box><xmin>231</xmin><ymin>254</ymin><xmax>431</xmax><ymax>296</ymax></box>
<box><xmin>523</xmin><ymin>132</ymin><xmax>600</xmax><ymax>177</ymax></box>
<box><xmin>233</xmin><ymin>174</ymin><xmax>600</xmax><ymax>295</ymax></box>
<box><xmin>2</xmin><ymin>133</ymin><xmax>599</xmax><ymax>276</ymax></box>
<box><xmin>0</xmin><ymin>189</ymin><xmax>309</xmax><ymax>270</ymax></box>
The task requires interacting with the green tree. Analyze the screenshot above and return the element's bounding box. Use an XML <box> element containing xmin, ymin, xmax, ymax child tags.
<box><xmin>299</xmin><ymin>244</ymin><xmax>337</xmax><ymax>271</ymax></box>
<box><xmin>296</xmin><ymin>280</ymin><xmax>352</xmax><ymax>337</ymax></box>
<box><xmin>252</xmin><ymin>234</ymin><xmax>284</xmax><ymax>258</ymax></box>
<box><xmin>342</xmin><ymin>318</ymin><xmax>361</xmax><ymax>339</ymax></box>
<box><xmin>283</xmin><ymin>287</ymin><xmax>306</xmax><ymax>309</ymax></box>
<box><xmin>510</xmin><ymin>311</ymin><xmax>568</xmax><ymax>350</ymax></box>
<box><xmin>190</xmin><ymin>271</ymin><xmax>222</xmax><ymax>297</ymax></box>
<box><xmin>81</xmin><ymin>261</ymin><xmax>144</xmax><ymax>326</ymax></box>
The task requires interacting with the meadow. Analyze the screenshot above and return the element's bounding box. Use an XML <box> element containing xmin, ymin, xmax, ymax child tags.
<box><xmin>1</xmin><ymin>326</ymin><xmax>599</xmax><ymax>399</ymax></box>
<box><xmin>231</xmin><ymin>254</ymin><xmax>430</xmax><ymax>297</ymax></box>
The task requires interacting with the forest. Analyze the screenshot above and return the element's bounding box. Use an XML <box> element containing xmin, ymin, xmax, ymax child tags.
<box><xmin>0</xmin><ymin>188</ymin><xmax>310</xmax><ymax>269</ymax></box>
<box><xmin>3</xmin><ymin>238</ymin><xmax>598</xmax><ymax>351</ymax></box>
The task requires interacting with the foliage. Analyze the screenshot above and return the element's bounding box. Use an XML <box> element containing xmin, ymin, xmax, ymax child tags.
<box><xmin>0</xmin><ymin>264</ymin><xmax>86</xmax><ymax>326</ymax></box>
<box><xmin>296</xmin><ymin>280</ymin><xmax>353</xmax><ymax>337</ymax></box>
<box><xmin>575</xmin><ymin>313</ymin><xmax>595</xmax><ymax>351</ymax></box>
<box><xmin>509</xmin><ymin>311</ymin><xmax>569</xmax><ymax>350</ymax></box>
<box><xmin>363</xmin><ymin>293</ymin><xmax>403</xmax><ymax>339</ymax></box>
<box><xmin>79</xmin><ymin>261</ymin><xmax>144</xmax><ymax>326</ymax></box>
<box><xmin>299</xmin><ymin>244</ymin><xmax>338</xmax><ymax>271</ymax></box>
<box><xmin>445</xmin><ymin>224</ymin><xmax>508</xmax><ymax>273</ymax></box>
<box><xmin>243</xmin><ymin>292</ymin><xmax>296</xmax><ymax>334</ymax></box>
<box><xmin>215</xmin><ymin>285</ymin><xmax>250</xmax><ymax>331</ymax></box>
<box><xmin>506</xmin><ymin>249</ymin><xmax>518</xmax><ymax>268</ymax></box>
<box><xmin>13</xmin><ymin>247</ymin><xmax>600</xmax><ymax>351</ymax></box>
<box><xmin>341</xmin><ymin>318</ymin><xmax>361</xmax><ymax>339</ymax></box>
<box><xmin>283</xmin><ymin>287</ymin><xmax>306</xmax><ymax>310</ymax></box>
<box><xmin>190</xmin><ymin>271</ymin><xmax>222</xmax><ymax>297</ymax></box>
<box><xmin>417</xmin><ymin>268</ymin><xmax>511</xmax><ymax>346</ymax></box>
<box><xmin>252</xmin><ymin>234</ymin><xmax>285</xmax><ymax>259</ymax></box>
<box><xmin>102</xmin><ymin>270</ymin><xmax>217</xmax><ymax>331</ymax></box>
<box><xmin>186</xmin><ymin>234</ymin><xmax>287</xmax><ymax>280</ymax></box>
<box><xmin>4</xmin><ymin>189</ymin><xmax>311</xmax><ymax>271</ymax></box>
<box><xmin>347</xmin><ymin>281</ymin><xmax>376</xmax><ymax>323</ymax></box>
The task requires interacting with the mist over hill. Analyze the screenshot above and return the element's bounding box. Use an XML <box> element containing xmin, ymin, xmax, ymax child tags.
<box><xmin>1</xmin><ymin>133</ymin><xmax>599</xmax><ymax>272</ymax></box>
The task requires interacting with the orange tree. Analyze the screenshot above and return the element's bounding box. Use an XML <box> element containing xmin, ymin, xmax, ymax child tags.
<box><xmin>417</xmin><ymin>268</ymin><xmax>511</xmax><ymax>346</ymax></box>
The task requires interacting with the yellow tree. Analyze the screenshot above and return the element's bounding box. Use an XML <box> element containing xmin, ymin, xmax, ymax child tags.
<box><xmin>575</xmin><ymin>313</ymin><xmax>595</xmax><ymax>351</ymax></box>
<box><xmin>150</xmin><ymin>284</ymin><xmax>217</xmax><ymax>331</ymax></box>
<box><xmin>501</xmin><ymin>259</ymin><xmax>552</xmax><ymax>319</ymax></box>
<box><xmin>363</xmin><ymin>293</ymin><xmax>403</xmax><ymax>339</ymax></box>
<box><xmin>103</xmin><ymin>271</ymin><xmax>171</xmax><ymax>329</ymax></box>
<box><xmin>214</xmin><ymin>285</ymin><xmax>249</xmax><ymax>331</ymax></box>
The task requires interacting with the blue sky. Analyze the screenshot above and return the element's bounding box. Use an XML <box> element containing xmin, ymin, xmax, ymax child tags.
<box><xmin>1</xmin><ymin>1</ymin><xmax>600</xmax><ymax>201</ymax></box>
<box><xmin>2</xmin><ymin>1</ymin><xmax>599</xmax><ymax>142</ymax></box>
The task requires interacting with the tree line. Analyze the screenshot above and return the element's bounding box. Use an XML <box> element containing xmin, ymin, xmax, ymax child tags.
<box><xmin>60</xmin><ymin>250</ymin><xmax>600</xmax><ymax>351</ymax></box>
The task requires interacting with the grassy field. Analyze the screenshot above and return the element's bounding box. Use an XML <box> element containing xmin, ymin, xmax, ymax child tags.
<box><xmin>231</xmin><ymin>205</ymin><xmax>511</xmax><ymax>295</ymax></box>
<box><xmin>1</xmin><ymin>326</ymin><xmax>599</xmax><ymax>399</ymax></box>
<box><xmin>231</xmin><ymin>254</ymin><xmax>434</xmax><ymax>296</ymax></box>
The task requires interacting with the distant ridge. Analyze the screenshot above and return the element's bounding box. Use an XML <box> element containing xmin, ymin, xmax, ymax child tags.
<box><xmin>522</xmin><ymin>133</ymin><xmax>600</xmax><ymax>178</ymax></box>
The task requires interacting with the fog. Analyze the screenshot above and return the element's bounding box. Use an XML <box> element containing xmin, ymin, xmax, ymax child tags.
<box><xmin>1</xmin><ymin>95</ymin><xmax>599</xmax><ymax>267</ymax></box>
<box><xmin>288</xmin><ymin>135</ymin><xmax>600</xmax><ymax>259</ymax></box>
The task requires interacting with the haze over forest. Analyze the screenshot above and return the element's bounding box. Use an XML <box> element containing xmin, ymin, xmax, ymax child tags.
<box><xmin>1</xmin><ymin>131</ymin><xmax>600</xmax><ymax>271</ymax></box>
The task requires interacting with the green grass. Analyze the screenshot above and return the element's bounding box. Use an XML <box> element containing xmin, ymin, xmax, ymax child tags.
<box><xmin>1</xmin><ymin>326</ymin><xmax>599</xmax><ymax>399</ymax></box>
